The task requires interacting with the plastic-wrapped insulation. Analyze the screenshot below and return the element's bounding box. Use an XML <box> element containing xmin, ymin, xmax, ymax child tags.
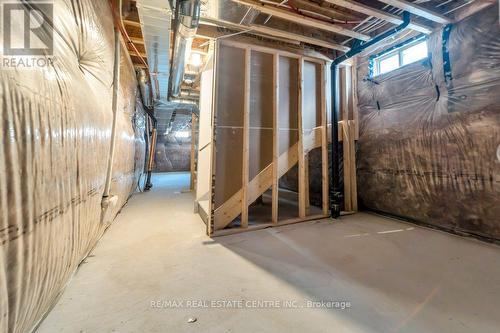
<box><xmin>356</xmin><ymin>5</ymin><xmax>500</xmax><ymax>240</ymax></box>
<box><xmin>0</xmin><ymin>1</ymin><xmax>146</xmax><ymax>332</ymax></box>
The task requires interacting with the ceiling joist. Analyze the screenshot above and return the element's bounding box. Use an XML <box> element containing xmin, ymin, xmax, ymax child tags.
<box><xmin>230</xmin><ymin>0</ymin><xmax>371</xmax><ymax>41</ymax></box>
<box><xmin>199</xmin><ymin>17</ymin><xmax>301</xmax><ymax>45</ymax></box>
<box><xmin>322</xmin><ymin>0</ymin><xmax>433</xmax><ymax>34</ymax></box>
<box><xmin>249</xmin><ymin>25</ymin><xmax>350</xmax><ymax>52</ymax></box>
<box><xmin>377</xmin><ymin>0</ymin><xmax>452</xmax><ymax>24</ymax></box>
<box><xmin>200</xmin><ymin>17</ymin><xmax>348</xmax><ymax>51</ymax></box>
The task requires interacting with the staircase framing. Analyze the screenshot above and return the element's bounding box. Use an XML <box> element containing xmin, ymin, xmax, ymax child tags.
<box><xmin>197</xmin><ymin>39</ymin><xmax>331</xmax><ymax>236</ymax></box>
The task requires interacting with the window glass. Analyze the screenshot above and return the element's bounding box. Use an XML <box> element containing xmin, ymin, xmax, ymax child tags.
<box><xmin>378</xmin><ymin>54</ymin><xmax>399</xmax><ymax>75</ymax></box>
<box><xmin>401</xmin><ymin>41</ymin><xmax>428</xmax><ymax>65</ymax></box>
<box><xmin>372</xmin><ymin>38</ymin><xmax>428</xmax><ymax>76</ymax></box>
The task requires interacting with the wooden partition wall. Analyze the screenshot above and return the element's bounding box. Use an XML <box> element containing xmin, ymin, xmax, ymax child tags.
<box><xmin>197</xmin><ymin>40</ymin><xmax>330</xmax><ymax>236</ymax></box>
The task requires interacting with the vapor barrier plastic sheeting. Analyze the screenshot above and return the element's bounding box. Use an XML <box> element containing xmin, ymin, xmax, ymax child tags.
<box><xmin>0</xmin><ymin>1</ymin><xmax>146</xmax><ymax>332</ymax></box>
<box><xmin>356</xmin><ymin>5</ymin><xmax>500</xmax><ymax>240</ymax></box>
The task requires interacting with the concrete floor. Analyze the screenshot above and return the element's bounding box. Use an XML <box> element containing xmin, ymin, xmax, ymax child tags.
<box><xmin>38</xmin><ymin>172</ymin><xmax>500</xmax><ymax>333</ymax></box>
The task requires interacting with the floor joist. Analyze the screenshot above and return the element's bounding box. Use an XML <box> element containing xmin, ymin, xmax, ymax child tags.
<box><xmin>377</xmin><ymin>0</ymin><xmax>452</xmax><ymax>24</ymax></box>
<box><xmin>230</xmin><ymin>0</ymin><xmax>371</xmax><ymax>41</ymax></box>
<box><xmin>322</xmin><ymin>0</ymin><xmax>433</xmax><ymax>34</ymax></box>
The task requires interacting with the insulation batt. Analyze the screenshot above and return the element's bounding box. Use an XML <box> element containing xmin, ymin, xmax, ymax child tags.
<box><xmin>356</xmin><ymin>5</ymin><xmax>500</xmax><ymax>240</ymax></box>
<box><xmin>0</xmin><ymin>1</ymin><xmax>146</xmax><ymax>332</ymax></box>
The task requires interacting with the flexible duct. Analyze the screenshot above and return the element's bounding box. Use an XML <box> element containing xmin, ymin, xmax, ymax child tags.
<box><xmin>169</xmin><ymin>0</ymin><xmax>201</xmax><ymax>99</ymax></box>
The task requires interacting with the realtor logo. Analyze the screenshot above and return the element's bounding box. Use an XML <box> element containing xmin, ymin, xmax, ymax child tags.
<box><xmin>2</xmin><ymin>1</ymin><xmax>53</xmax><ymax>56</ymax></box>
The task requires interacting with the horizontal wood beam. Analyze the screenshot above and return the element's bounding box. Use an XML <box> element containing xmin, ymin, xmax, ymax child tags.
<box><xmin>250</xmin><ymin>25</ymin><xmax>350</xmax><ymax>52</ymax></box>
<box><xmin>231</xmin><ymin>0</ymin><xmax>371</xmax><ymax>41</ymax></box>
<box><xmin>322</xmin><ymin>0</ymin><xmax>432</xmax><ymax>34</ymax></box>
<box><xmin>199</xmin><ymin>18</ymin><xmax>301</xmax><ymax>45</ymax></box>
<box><xmin>377</xmin><ymin>0</ymin><xmax>451</xmax><ymax>24</ymax></box>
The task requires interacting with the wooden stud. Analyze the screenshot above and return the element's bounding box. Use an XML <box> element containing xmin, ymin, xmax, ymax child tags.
<box><xmin>241</xmin><ymin>48</ymin><xmax>251</xmax><ymax>228</ymax></box>
<box><xmin>215</xmin><ymin>136</ymin><xmax>320</xmax><ymax>230</ymax></box>
<box><xmin>320</xmin><ymin>64</ymin><xmax>329</xmax><ymax>215</ymax></box>
<box><xmin>304</xmin><ymin>154</ymin><xmax>310</xmax><ymax>215</ymax></box>
<box><xmin>349</xmin><ymin>121</ymin><xmax>358</xmax><ymax>212</ymax></box>
<box><xmin>272</xmin><ymin>53</ymin><xmax>279</xmax><ymax>224</ymax></box>
<box><xmin>207</xmin><ymin>41</ymin><xmax>336</xmax><ymax>234</ymax></box>
<box><xmin>351</xmin><ymin>59</ymin><xmax>359</xmax><ymax>140</ymax></box>
<box><xmin>342</xmin><ymin>120</ymin><xmax>352</xmax><ymax>212</ymax></box>
<box><xmin>298</xmin><ymin>58</ymin><xmax>306</xmax><ymax>218</ymax></box>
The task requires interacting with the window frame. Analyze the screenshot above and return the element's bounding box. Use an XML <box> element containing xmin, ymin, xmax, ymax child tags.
<box><xmin>369</xmin><ymin>35</ymin><xmax>428</xmax><ymax>77</ymax></box>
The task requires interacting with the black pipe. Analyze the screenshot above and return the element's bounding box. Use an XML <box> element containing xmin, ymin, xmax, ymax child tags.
<box><xmin>138</xmin><ymin>80</ymin><xmax>157</xmax><ymax>191</ymax></box>
<box><xmin>329</xmin><ymin>12</ymin><xmax>411</xmax><ymax>218</ymax></box>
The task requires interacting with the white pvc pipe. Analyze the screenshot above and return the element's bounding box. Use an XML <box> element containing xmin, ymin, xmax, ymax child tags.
<box><xmin>103</xmin><ymin>26</ymin><xmax>121</xmax><ymax>198</ymax></box>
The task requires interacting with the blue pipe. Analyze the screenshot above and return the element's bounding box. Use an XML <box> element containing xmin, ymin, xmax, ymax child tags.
<box><xmin>330</xmin><ymin>12</ymin><xmax>411</xmax><ymax>218</ymax></box>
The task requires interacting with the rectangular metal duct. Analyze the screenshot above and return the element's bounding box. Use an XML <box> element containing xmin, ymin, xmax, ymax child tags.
<box><xmin>136</xmin><ymin>0</ymin><xmax>172</xmax><ymax>103</ymax></box>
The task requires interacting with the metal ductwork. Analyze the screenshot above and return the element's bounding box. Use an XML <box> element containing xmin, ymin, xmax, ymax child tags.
<box><xmin>169</xmin><ymin>0</ymin><xmax>201</xmax><ymax>99</ymax></box>
<box><xmin>136</xmin><ymin>0</ymin><xmax>172</xmax><ymax>103</ymax></box>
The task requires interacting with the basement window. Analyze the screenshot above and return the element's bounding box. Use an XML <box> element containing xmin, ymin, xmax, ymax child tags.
<box><xmin>371</xmin><ymin>37</ymin><xmax>428</xmax><ymax>77</ymax></box>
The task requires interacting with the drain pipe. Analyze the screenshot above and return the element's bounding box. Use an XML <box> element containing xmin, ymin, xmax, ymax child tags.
<box><xmin>101</xmin><ymin>23</ymin><xmax>121</xmax><ymax>224</ymax></box>
<box><xmin>330</xmin><ymin>12</ymin><xmax>410</xmax><ymax>218</ymax></box>
<box><xmin>137</xmin><ymin>69</ymin><xmax>157</xmax><ymax>191</ymax></box>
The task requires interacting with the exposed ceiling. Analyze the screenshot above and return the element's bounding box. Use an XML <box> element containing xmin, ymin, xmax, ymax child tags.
<box><xmin>118</xmin><ymin>0</ymin><xmax>479</xmax><ymax>133</ymax></box>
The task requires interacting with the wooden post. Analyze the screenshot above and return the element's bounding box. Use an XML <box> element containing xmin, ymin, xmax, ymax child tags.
<box><xmin>272</xmin><ymin>53</ymin><xmax>279</xmax><ymax>224</ymax></box>
<box><xmin>241</xmin><ymin>48</ymin><xmax>251</xmax><ymax>228</ymax></box>
<box><xmin>349</xmin><ymin>120</ymin><xmax>358</xmax><ymax>211</ymax></box>
<box><xmin>298</xmin><ymin>58</ymin><xmax>306</xmax><ymax>218</ymax></box>
<box><xmin>304</xmin><ymin>154</ymin><xmax>310</xmax><ymax>215</ymax></box>
<box><xmin>352</xmin><ymin>58</ymin><xmax>359</xmax><ymax>140</ymax></box>
<box><xmin>350</xmin><ymin>62</ymin><xmax>358</xmax><ymax>211</ymax></box>
<box><xmin>320</xmin><ymin>63</ymin><xmax>329</xmax><ymax>215</ymax></box>
<box><xmin>342</xmin><ymin>120</ymin><xmax>352</xmax><ymax>212</ymax></box>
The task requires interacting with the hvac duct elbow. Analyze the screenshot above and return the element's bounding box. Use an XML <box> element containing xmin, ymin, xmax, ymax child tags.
<box><xmin>169</xmin><ymin>0</ymin><xmax>200</xmax><ymax>99</ymax></box>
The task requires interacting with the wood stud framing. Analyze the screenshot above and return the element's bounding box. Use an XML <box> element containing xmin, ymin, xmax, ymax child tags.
<box><xmin>297</xmin><ymin>58</ymin><xmax>306</xmax><ymax>218</ymax></box>
<box><xmin>272</xmin><ymin>53</ymin><xmax>279</xmax><ymax>224</ymax></box>
<box><xmin>200</xmin><ymin>40</ymin><xmax>330</xmax><ymax>236</ymax></box>
<box><xmin>320</xmin><ymin>64</ymin><xmax>329</xmax><ymax>216</ymax></box>
<box><xmin>241</xmin><ymin>48</ymin><xmax>251</xmax><ymax>229</ymax></box>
